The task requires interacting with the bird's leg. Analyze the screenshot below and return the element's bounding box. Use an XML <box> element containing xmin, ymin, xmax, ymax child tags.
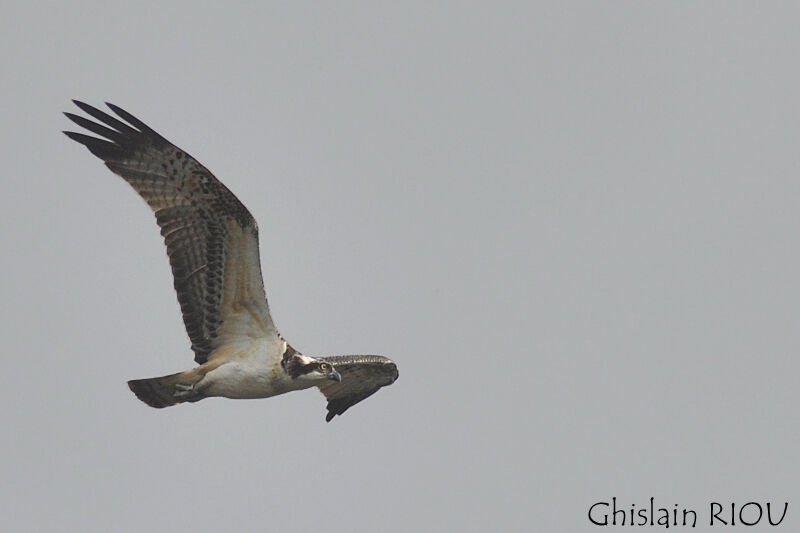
<box><xmin>173</xmin><ymin>382</ymin><xmax>195</xmax><ymax>399</ymax></box>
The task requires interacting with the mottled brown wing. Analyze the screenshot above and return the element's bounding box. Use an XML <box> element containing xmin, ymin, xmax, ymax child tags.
<box><xmin>317</xmin><ymin>355</ymin><xmax>398</xmax><ymax>421</ymax></box>
<box><xmin>64</xmin><ymin>101</ymin><xmax>277</xmax><ymax>363</ymax></box>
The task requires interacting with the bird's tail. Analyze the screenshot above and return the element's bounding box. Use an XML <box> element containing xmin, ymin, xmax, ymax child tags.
<box><xmin>128</xmin><ymin>372</ymin><xmax>191</xmax><ymax>408</ymax></box>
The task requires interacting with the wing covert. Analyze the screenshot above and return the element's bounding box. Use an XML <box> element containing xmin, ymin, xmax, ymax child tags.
<box><xmin>64</xmin><ymin>101</ymin><xmax>277</xmax><ymax>363</ymax></box>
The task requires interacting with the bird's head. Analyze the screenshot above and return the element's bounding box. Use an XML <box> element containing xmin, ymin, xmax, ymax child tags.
<box><xmin>287</xmin><ymin>353</ymin><xmax>342</xmax><ymax>383</ymax></box>
<box><xmin>309</xmin><ymin>360</ymin><xmax>342</xmax><ymax>383</ymax></box>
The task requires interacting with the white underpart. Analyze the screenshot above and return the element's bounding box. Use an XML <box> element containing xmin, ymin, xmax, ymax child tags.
<box><xmin>197</xmin><ymin>337</ymin><xmax>315</xmax><ymax>399</ymax></box>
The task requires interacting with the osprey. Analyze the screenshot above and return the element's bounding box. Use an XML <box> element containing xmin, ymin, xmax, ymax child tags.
<box><xmin>64</xmin><ymin>101</ymin><xmax>398</xmax><ymax>422</ymax></box>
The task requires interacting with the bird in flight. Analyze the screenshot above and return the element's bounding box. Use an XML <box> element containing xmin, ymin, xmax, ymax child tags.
<box><xmin>64</xmin><ymin>101</ymin><xmax>398</xmax><ymax>422</ymax></box>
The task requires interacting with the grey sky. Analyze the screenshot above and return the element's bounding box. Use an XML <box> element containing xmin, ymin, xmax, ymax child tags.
<box><xmin>2</xmin><ymin>2</ymin><xmax>798</xmax><ymax>531</ymax></box>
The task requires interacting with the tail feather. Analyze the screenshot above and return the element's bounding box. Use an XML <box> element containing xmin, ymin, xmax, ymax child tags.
<box><xmin>128</xmin><ymin>372</ymin><xmax>186</xmax><ymax>408</ymax></box>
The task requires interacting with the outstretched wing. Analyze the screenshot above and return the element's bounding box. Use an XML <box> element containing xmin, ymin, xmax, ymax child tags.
<box><xmin>317</xmin><ymin>355</ymin><xmax>398</xmax><ymax>421</ymax></box>
<box><xmin>64</xmin><ymin>101</ymin><xmax>277</xmax><ymax>364</ymax></box>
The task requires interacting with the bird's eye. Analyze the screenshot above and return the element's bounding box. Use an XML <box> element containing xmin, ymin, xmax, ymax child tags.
<box><xmin>320</xmin><ymin>363</ymin><xmax>327</xmax><ymax>370</ymax></box>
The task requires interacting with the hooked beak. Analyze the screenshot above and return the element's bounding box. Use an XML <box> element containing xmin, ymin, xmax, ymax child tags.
<box><xmin>328</xmin><ymin>368</ymin><xmax>342</xmax><ymax>382</ymax></box>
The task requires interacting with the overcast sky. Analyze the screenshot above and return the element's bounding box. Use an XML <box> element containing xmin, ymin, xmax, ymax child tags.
<box><xmin>2</xmin><ymin>2</ymin><xmax>799</xmax><ymax>532</ymax></box>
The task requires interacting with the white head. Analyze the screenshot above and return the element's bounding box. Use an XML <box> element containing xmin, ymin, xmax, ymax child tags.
<box><xmin>285</xmin><ymin>353</ymin><xmax>342</xmax><ymax>383</ymax></box>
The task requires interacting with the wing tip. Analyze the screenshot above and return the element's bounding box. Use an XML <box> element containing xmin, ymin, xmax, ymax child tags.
<box><xmin>70</xmin><ymin>99</ymin><xmax>98</xmax><ymax>115</ymax></box>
